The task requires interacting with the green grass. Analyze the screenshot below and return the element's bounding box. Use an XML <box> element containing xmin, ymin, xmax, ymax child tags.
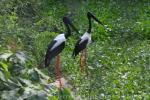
<box><xmin>0</xmin><ymin>0</ymin><xmax>150</xmax><ymax>99</ymax></box>
<box><xmin>61</xmin><ymin>40</ymin><xmax>150</xmax><ymax>99</ymax></box>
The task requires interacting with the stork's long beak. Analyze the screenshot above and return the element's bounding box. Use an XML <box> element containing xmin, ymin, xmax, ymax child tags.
<box><xmin>63</xmin><ymin>17</ymin><xmax>79</xmax><ymax>34</ymax></box>
<box><xmin>87</xmin><ymin>12</ymin><xmax>105</xmax><ymax>27</ymax></box>
<box><xmin>68</xmin><ymin>22</ymin><xmax>79</xmax><ymax>34</ymax></box>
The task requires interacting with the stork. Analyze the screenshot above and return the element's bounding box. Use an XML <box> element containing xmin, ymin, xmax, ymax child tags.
<box><xmin>72</xmin><ymin>12</ymin><xmax>105</xmax><ymax>72</ymax></box>
<box><xmin>45</xmin><ymin>17</ymin><xmax>79</xmax><ymax>88</ymax></box>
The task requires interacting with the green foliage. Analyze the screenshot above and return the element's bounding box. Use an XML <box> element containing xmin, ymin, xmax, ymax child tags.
<box><xmin>0</xmin><ymin>0</ymin><xmax>150</xmax><ymax>99</ymax></box>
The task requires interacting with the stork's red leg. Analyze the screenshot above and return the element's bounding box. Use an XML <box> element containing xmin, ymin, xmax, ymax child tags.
<box><xmin>84</xmin><ymin>48</ymin><xmax>87</xmax><ymax>66</ymax></box>
<box><xmin>80</xmin><ymin>50</ymin><xmax>84</xmax><ymax>72</ymax></box>
<box><xmin>82</xmin><ymin>48</ymin><xmax>87</xmax><ymax>72</ymax></box>
<box><xmin>80</xmin><ymin>48</ymin><xmax>88</xmax><ymax>73</ymax></box>
<box><xmin>84</xmin><ymin>48</ymin><xmax>88</xmax><ymax>76</ymax></box>
<box><xmin>55</xmin><ymin>54</ymin><xmax>62</xmax><ymax>88</ymax></box>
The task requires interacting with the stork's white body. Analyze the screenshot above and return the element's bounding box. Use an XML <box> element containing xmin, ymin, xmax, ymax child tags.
<box><xmin>80</xmin><ymin>32</ymin><xmax>91</xmax><ymax>44</ymax></box>
<box><xmin>50</xmin><ymin>34</ymin><xmax>66</xmax><ymax>51</ymax></box>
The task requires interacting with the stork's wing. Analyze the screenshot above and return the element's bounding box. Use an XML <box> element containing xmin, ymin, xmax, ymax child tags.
<box><xmin>45</xmin><ymin>40</ymin><xmax>57</xmax><ymax>67</ymax></box>
<box><xmin>72</xmin><ymin>38</ymin><xmax>88</xmax><ymax>58</ymax></box>
<box><xmin>47</xmin><ymin>40</ymin><xmax>57</xmax><ymax>51</ymax></box>
<box><xmin>45</xmin><ymin>41</ymin><xmax>65</xmax><ymax>67</ymax></box>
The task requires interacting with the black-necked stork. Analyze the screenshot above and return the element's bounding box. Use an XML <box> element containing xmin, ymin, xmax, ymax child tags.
<box><xmin>45</xmin><ymin>17</ymin><xmax>79</xmax><ymax>88</ymax></box>
<box><xmin>72</xmin><ymin>12</ymin><xmax>105</xmax><ymax>72</ymax></box>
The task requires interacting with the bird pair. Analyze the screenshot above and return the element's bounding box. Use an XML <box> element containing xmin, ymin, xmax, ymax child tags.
<box><xmin>44</xmin><ymin>12</ymin><xmax>105</xmax><ymax>88</ymax></box>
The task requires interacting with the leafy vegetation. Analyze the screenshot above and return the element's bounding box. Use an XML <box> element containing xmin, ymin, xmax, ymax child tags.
<box><xmin>0</xmin><ymin>0</ymin><xmax>150</xmax><ymax>99</ymax></box>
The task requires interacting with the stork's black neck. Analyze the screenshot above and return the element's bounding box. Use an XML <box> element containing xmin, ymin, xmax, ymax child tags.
<box><xmin>87</xmin><ymin>17</ymin><xmax>92</xmax><ymax>33</ymax></box>
<box><xmin>87</xmin><ymin>12</ymin><xmax>105</xmax><ymax>34</ymax></box>
<box><xmin>63</xmin><ymin>16</ymin><xmax>79</xmax><ymax>38</ymax></box>
<box><xmin>64</xmin><ymin>23</ymin><xmax>71</xmax><ymax>39</ymax></box>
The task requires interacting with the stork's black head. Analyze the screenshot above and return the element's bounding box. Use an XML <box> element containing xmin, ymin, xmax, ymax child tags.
<box><xmin>63</xmin><ymin>17</ymin><xmax>79</xmax><ymax>38</ymax></box>
<box><xmin>87</xmin><ymin>12</ymin><xmax>105</xmax><ymax>33</ymax></box>
<box><xmin>63</xmin><ymin>17</ymin><xmax>72</xmax><ymax>24</ymax></box>
<box><xmin>87</xmin><ymin>12</ymin><xmax>93</xmax><ymax>18</ymax></box>
<box><xmin>87</xmin><ymin>12</ymin><xmax>104</xmax><ymax>26</ymax></box>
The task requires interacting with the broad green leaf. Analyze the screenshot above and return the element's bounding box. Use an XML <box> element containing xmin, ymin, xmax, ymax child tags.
<box><xmin>0</xmin><ymin>62</ymin><xmax>8</xmax><ymax>72</ymax></box>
